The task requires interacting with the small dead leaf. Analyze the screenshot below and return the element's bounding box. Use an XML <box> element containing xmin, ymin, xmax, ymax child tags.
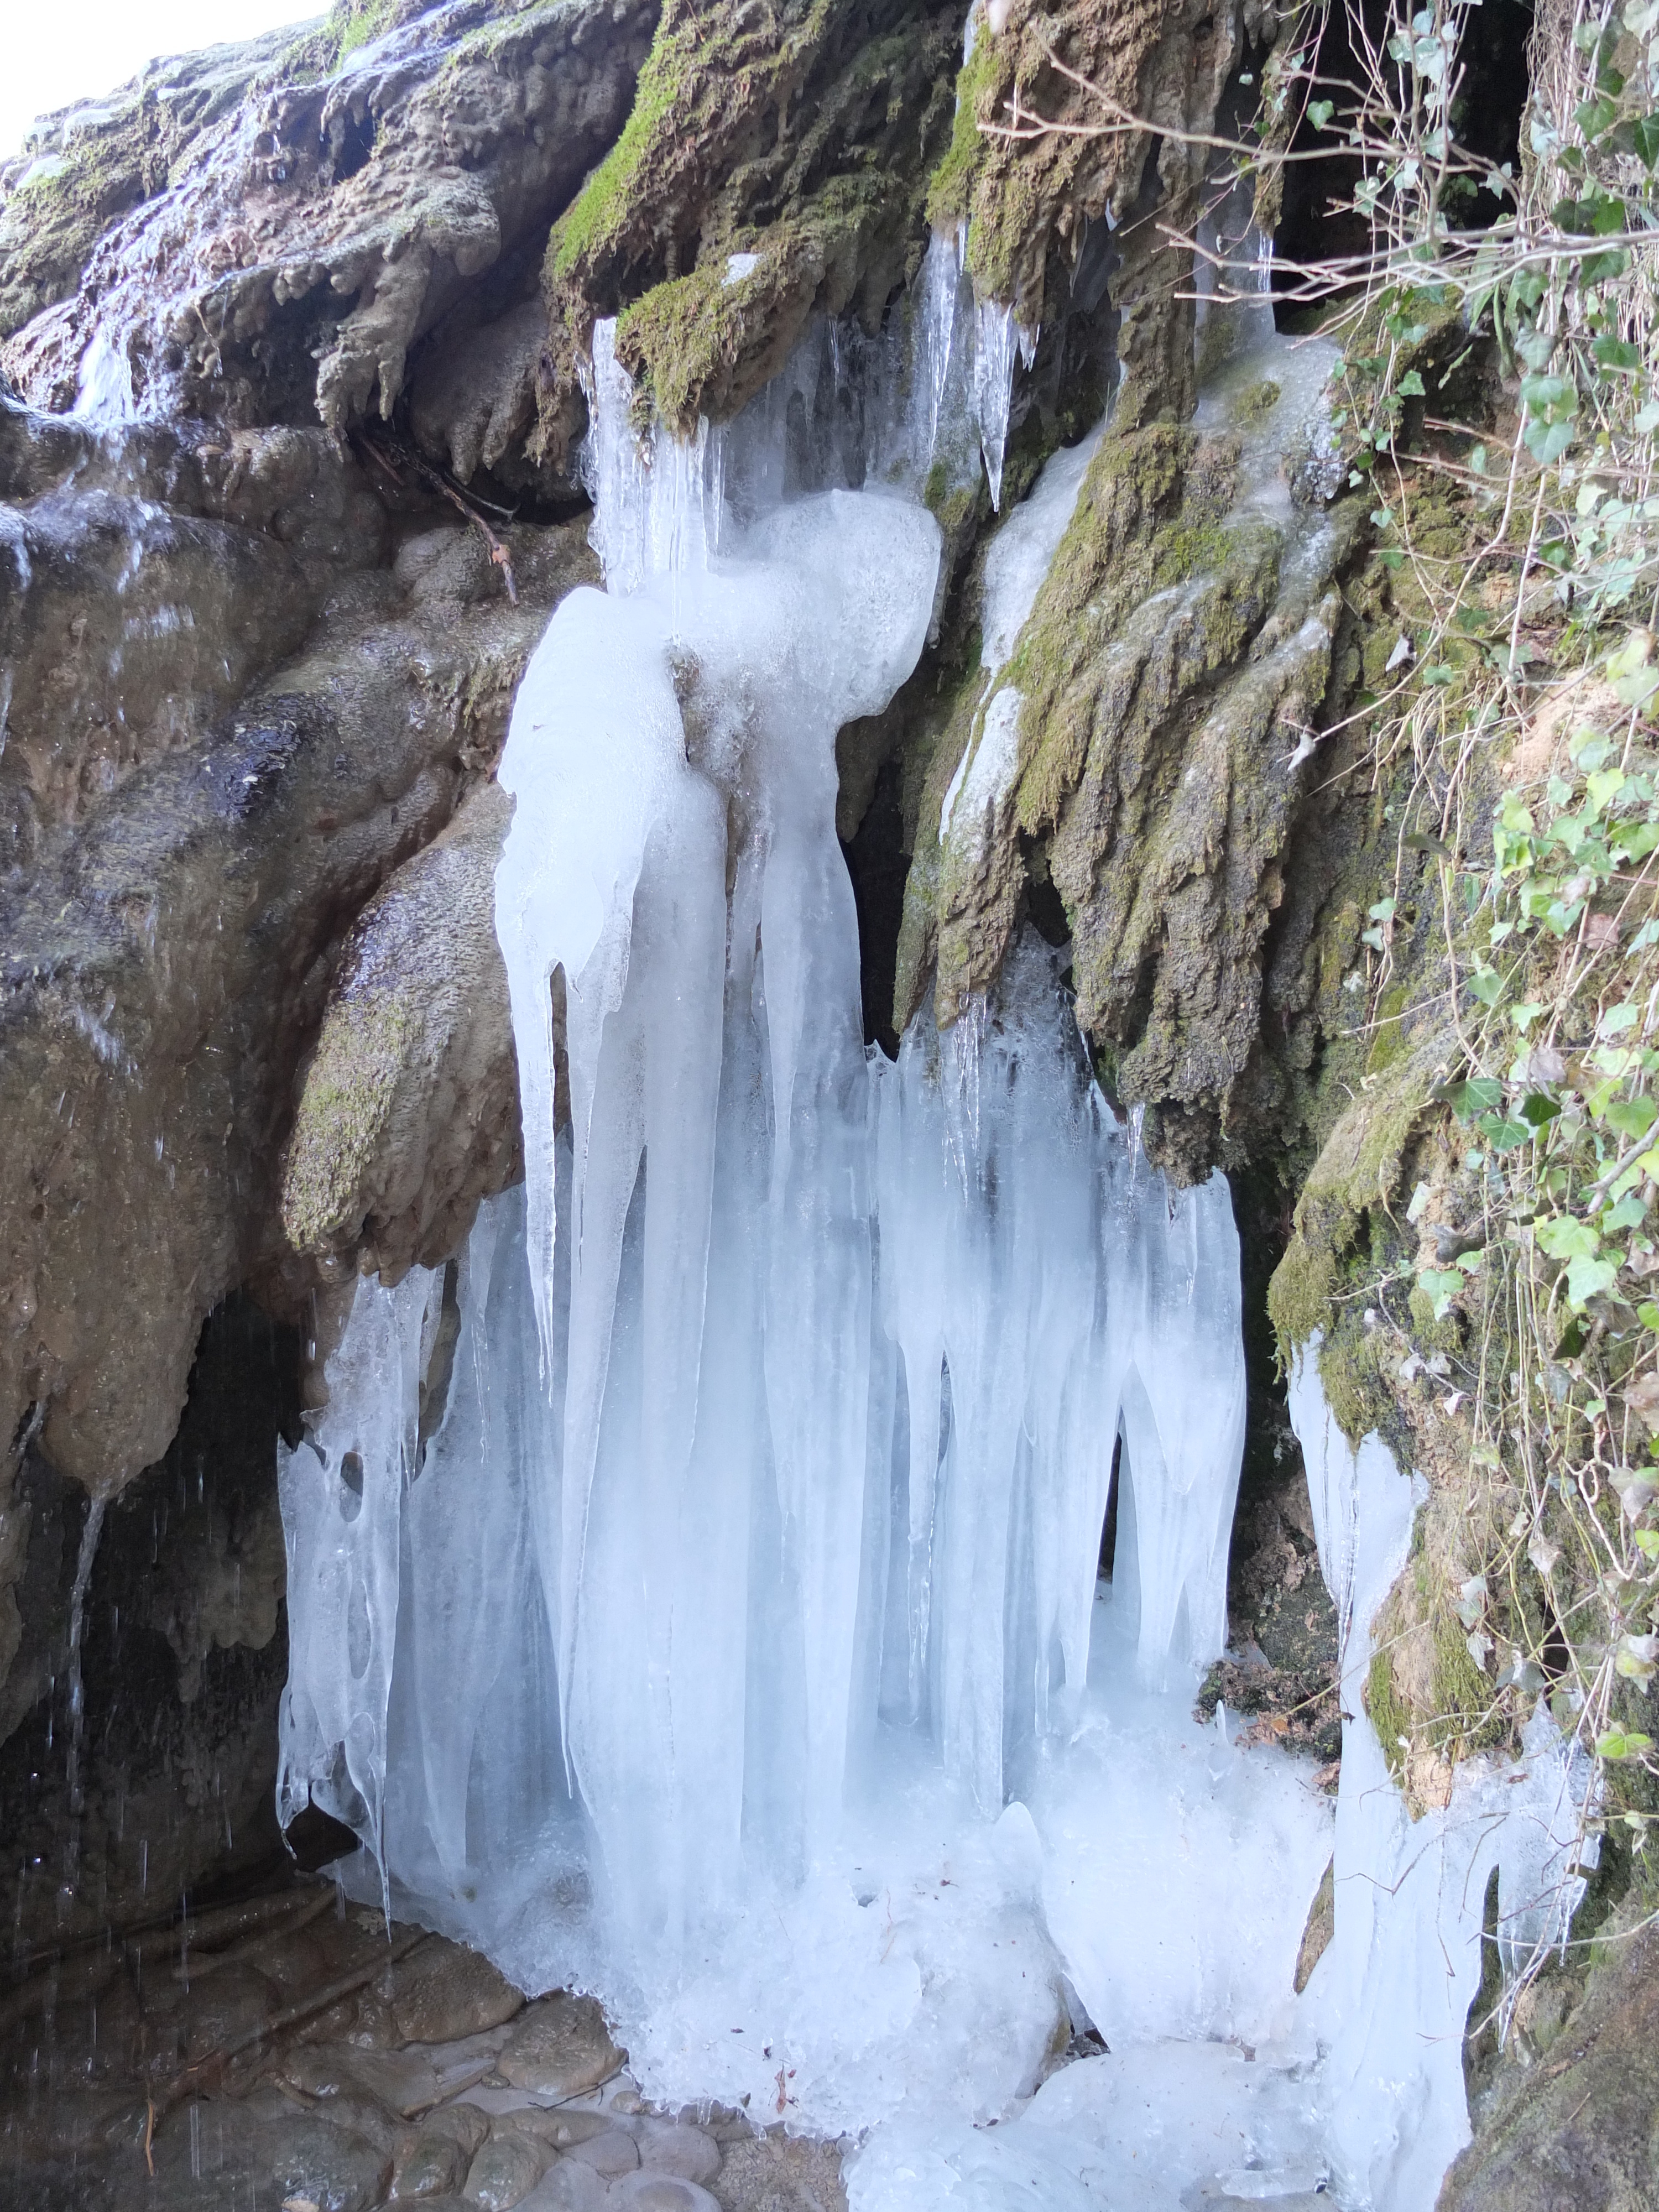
<box><xmin>1584</xmin><ymin>912</ymin><xmax>1620</xmax><ymax>951</ymax></box>
<box><xmin>1525</xmin><ymin>1043</ymin><xmax>1567</xmax><ymax>1086</ymax></box>
<box><xmin>1625</xmin><ymin>1373</ymin><xmax>1659</xmax><ymax>1437</ymax></box>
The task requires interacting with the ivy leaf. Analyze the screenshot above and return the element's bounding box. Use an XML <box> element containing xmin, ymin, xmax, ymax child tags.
<box><xmin>1597</xmin><ymin>1729</ymin><xmax>1656</xmax><ymax>1759</ymax></box>
<box><xmin>1520</xmin><ymin>1092</ymin><xmax>1562</xmax><ymax>1127</ymax></box>
<box><xmin>1468</xmin><ymin>968</ymin><xmax>1505</xmax><ymax>1005</ymax></box>
<box><xmin>1593</xmin><ymin>336</ymin><xmax>1644</xmax><ymax>373</ymax></box>
<box><xmin>1607</xmin><ymin>1097</ymin><xmax>1657</xmax><ymax>1140</ymax></box>
<box><xmin>1418</xmin><ymin>1267</ymin><xmax>1465</xmax><ymax>1318</ymax></box>
<box><xmin>1567</xmin><ymin>1252</ymin><xmax>1619</xmax><ymax>1303</ymax></box>
<box><xmin>1480</xmin><ymin>1117</ymin><xmax>1532</xmax><ymax>1152</ymax></box>
<box><xmin>1524</xmin><ymin>416</ymin><xmax>1577</xmax><ymax>464</ymax></box>
<box><xmin>1633</xmin><ymin>113</ymin><xmax>1659</xmax><ymax>169</ymax></box>
<box><xmin>1397</xmin><ymin>369</ymin><xmax>1427</xmax><ymax>397</ymax></box>
<box><xmin>1307</xmin><ymin>98</ymin><xmax>1335</xmax><ymax>127</ymax></box>
<box><xmin>1538</xmin><ymin>1217</ymin><xmax>1601</xmax><ymax>1261</ymax></box>
<box><xmin>1446</xmin><ymin>1076</ymin><xmax>1505</xmax><ymax>1118</ymax></box>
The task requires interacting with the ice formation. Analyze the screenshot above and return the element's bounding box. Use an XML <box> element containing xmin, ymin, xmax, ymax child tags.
<box><xmin>276</xmin><ymin>268</ymin><xmax>1590</xmax><ymax>2206</ymax></box>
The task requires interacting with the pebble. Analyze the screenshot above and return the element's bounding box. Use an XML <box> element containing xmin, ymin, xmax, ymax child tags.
<box><xmin>462</xmin><ymin>2127</ymin><xmax>552</xmax><ymax>2209</ymax></box>
<box><xmin>561</xmin><ymin>2126</ymin><xmax>639</xmax><ymax>2177</ymax></box>
<box><xmin>390</xmin><ymin>2127</ymin><xmax>472</xmax><ymax>2199</ymax></box>
<box><xmin>389</xmin><ymin>2102</ymin><xmax>491</xmax><ymax>2201</ymax></box>
<box><xmin>517</xmin><ymin>2161</ymin><xmax>609</xmax><ymax>2212</ymax></box>
<box><xmin>715</xmin><ymin>2130</ymin><xmax>849</xmax><ymax>2212</ymax></box>
<box><xmin>608</xmin><ymin>2172</ymin><xmax>723</xmax><ymax>2212</ymax></box>
<box><xmin>497</xmin><ymin>1994</ymin><xmax>622</xmax><ymax>2099</ymax></box>
<box><xmin>634</xmin><ymin>2118</ymin><xmax>721</xmax><ymax>2185</ymax></box>
<box><xmin>393</xmin><ymin>1941</ymin><xmax>526</xmax><ymax>2045</ymax></box>
<box><xmin>147</xmin><ymin>2101</ymin><xmax>392</xmax><ymax>2212</ymax></box>
<box><xmin>282</xmin><ymin>2042</ymin><xmax>445</xmax><ymax>2117</ymax></box>
<box><xmin>514</xmin><ymin>2109</ymin><xmax>614</xmax><ymax>2150</ymax></box>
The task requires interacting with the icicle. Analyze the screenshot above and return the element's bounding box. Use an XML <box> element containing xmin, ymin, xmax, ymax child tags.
<box><xmin>972</xmin><ymin>299</ymin><xmax>1018</xmax><ymax>509</ymax></box>
<box><xmin>276</xmin><ymin>1264</ymin><xmax>441</xmax><ymax>1896</ymax></box>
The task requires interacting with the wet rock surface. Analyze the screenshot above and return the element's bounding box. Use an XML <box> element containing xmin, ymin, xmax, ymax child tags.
<box><xmin>0</xmin><ymin>1902</ymin><xmax>843</xmax><ymax>2212</ymax></box>
<box><xmin>1439</xmin><ymin>1912</ymin><xmax>1659</xmax><ymax>2212</ymax></box>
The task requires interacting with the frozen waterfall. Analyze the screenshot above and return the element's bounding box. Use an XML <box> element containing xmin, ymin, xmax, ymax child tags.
<box><xmin>275</xmin><ymin>290</ymin><xmax>1590</xmax><ymax>2205</ymax></box>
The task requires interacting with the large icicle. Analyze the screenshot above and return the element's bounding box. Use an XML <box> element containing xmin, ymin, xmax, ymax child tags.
<box><xmin>276</xmin><ymin>1264</ymin><xmax>443</xmax><ymax>1873</ymax></box>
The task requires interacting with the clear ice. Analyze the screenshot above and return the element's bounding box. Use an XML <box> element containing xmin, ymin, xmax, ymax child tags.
<box><xmin>277</xmin><ymin>270</ymin><xmax>1592</xmax><ymax>2206</ymax></box>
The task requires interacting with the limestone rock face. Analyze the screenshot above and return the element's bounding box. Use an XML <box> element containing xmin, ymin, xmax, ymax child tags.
<box><xmin>1</xmin><ymin>0</ymin><xmax>655</xmax><ymax>448</ymax></box>
<box><xmin>896</xmin><ymin>398</ymin><xmax>1371</xmax><ymax>1182</ymax></box>
<box><xmin>1439</xmin><ymin>1916</ymin><xmax>1659</xmax><ymax>2212</ymax></box>
<box><xmin>0</xmin><ymin>497</ymin><xmax>594</xmax><ymax>1498</ymax></box>
<box><xmin>281</xmin><ymin>773</ymin><xmax>521</xmax><ymax>1285</ymax></box>
<box><xmin>1</xmin><ymin>395</ymin><xmax>384</xmax><ymax>873</ymax></box>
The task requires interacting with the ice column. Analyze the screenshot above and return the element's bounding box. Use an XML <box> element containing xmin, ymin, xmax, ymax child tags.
<box><xmin>1290</xmin><ymin>1343</ymin><xmax>1593</xmax><ymax>2210</ymax></box>
<box><xmin>276</xmin><ymin>1266</ymin><xmax>445</xmax><ymax>1874</ymax></box>
<box><xmin>497</xmin><ymin>408</ymin><xmax>942</xmax><ymax>1936</ymax></box>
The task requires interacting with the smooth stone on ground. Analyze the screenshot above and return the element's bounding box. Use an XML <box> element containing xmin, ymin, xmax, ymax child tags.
<box><xmin>462</xmin><ymin>2127</ymin><xmax>552</xmax><ymax>2209</ymax></box>
<box><xmin>392</xmin><ymin>2130</ymin><xmax>469</xmax><ymax>2198</ymax></box>
<box><xmin>514</xmin><ymin>2110</ymin><xmax>615</xmax><ymax>2150</ymax></box>
<box><xmin>517</xmin><ymin>2163</ymin><xmax>609</xmax><ymax>2212</ymax></box>
<box><xmin>611</xmin><ymin>2173</ymin><xmax>723</xmax><ymax>2212</ymax></box>
<box><xmin>496</xmin><ymin>1995</ymin><xmax>622</xmax><ymax>2098</ymax></box>
<box><xmin>282</xmin><ymin>2041</ymin><xmax>445</xmax><ymax>2117</ymax></box>
<box><xmin>635</xmin><ymin>2119</ymin><xmax>721</xmax><ymax>2185</ymax></box>
<box><xmin>713</xmin><ymin>2131</ymin><xmax>848</xmax><ymax>2212</ymax></box>
<box><xmin>392</xmin><ymin>1941</ymin><xmax>526</xmax><ymax>2046</ymax></box>
<box><xmin>392</xmin><ymin>2114</ymin><xmax>491</xmax><ymax>2200</ymax></box>
<box><xmin>562</xmin><ymin>2126</ymin><xmax>639</xmax><ymax>2177</ymax></box>
<box><xmin>146</xmin><ymin>2097</ymin><xmax>392</xmax><ymax>2212</ymax></box>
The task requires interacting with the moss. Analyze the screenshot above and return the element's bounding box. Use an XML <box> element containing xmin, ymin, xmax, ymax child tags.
<box><xmin>281</xmin><ymin>992</ymin><xmax>417</xmax><ymax>1255</ymax></box>
<box><xmin>0</xmin><ymin>117</ymin><xmax>159</xmax><ymax>337</ymax></box>
<box><xmin>325</xmin><ymin>0</ymin><xmax>399</xmax><ymax>66</ymax></box>
<box><xmin>1269</xmin><ymin>1034</ymin><xmax>1450</xmax><ymax>1367</ymax></box>
<box><xmin>1366</xmin><ymin>1647</ymin><xmax>1413</xmax><ymax>1785</ymax></box>
<box><xmin>924</xmin><ymin>24</ymin><xmax>1000</xmax><ymax>234</ymax></box>
<box><xmin>542</xmin><ymin>0</ymin><xmax>956</xmax><ymax>437</ymax></box>
<box><xmin>1365</xmin><ymin>981</ymin><xmax>1411</xmax><ymax>1076</ymax></box>
<box><xmin>1431</xmin><ymin>1613</ymin><xmax>1504</xmax><ymax>1755</ymax></box>
<box><xmin>547</xmin><ymin>29</ymin><xmax>685</xmax><ymax>284</ymax></box>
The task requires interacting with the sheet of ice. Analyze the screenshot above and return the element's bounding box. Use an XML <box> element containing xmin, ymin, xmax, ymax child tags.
<box><xmin>1287</xmin><ymin>1344</ymin><xmax>1594</xmax><ymax>2211</ymax></box>
<box><xmin>284</xmin><ymin>301</ymin><xmax>1256</xmax><ymax>2133</ymax></box>
<box><xmin>979</xmin><ymin>421</ymin><xmax>1107</xmax><ymax>674</ymax></box>
<box><xmin>276</xmin><ymin>1264</ymin><xmax>443</xmax><ymax>1882</ymax></box>
<box><xmin>1031</xmin><ymin>1590</ymin><xmax>1331</xmax><ymax>2051</ymax></box>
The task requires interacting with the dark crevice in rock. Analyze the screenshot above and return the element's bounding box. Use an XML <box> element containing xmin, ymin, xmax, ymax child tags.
<box><xmin>1201</xmin><ymin>1162</ymin><xmax>1341</xmax><ymax>1761</ymax></box>
<box><xmin>0</xmin><ymin>1293</ymin><xmax>301</xmax><ymax>1957</ymax></box>
<box><xmin>842</xmin><ymin>754</ymin><xmax>909</xmax><ymax>1062</ymax></box>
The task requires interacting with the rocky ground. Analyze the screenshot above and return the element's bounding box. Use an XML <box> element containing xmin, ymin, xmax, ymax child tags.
<box><xmin>0</xmin><ymin>1896</ymin><xmax>844</xmax><ymax>2212</ymax></box>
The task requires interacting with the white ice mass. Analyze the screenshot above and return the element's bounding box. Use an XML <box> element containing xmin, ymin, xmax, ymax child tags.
<box><xmin>277</xmin><ymin>260</ymin><xmax>1592</xmax><ymax>2208</ymax></box>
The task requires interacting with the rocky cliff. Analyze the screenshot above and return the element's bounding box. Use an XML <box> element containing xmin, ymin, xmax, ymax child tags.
<box><xmin>1</xmin><ymin>0</ymin><xmax>1654</xmax><ymax>2200</ymax></box>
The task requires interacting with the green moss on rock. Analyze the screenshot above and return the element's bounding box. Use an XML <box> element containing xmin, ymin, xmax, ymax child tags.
<box><xmin>281</xmin><ymin>993</ymin><xmax>416</xmax><ymax>1255</ymax></box>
